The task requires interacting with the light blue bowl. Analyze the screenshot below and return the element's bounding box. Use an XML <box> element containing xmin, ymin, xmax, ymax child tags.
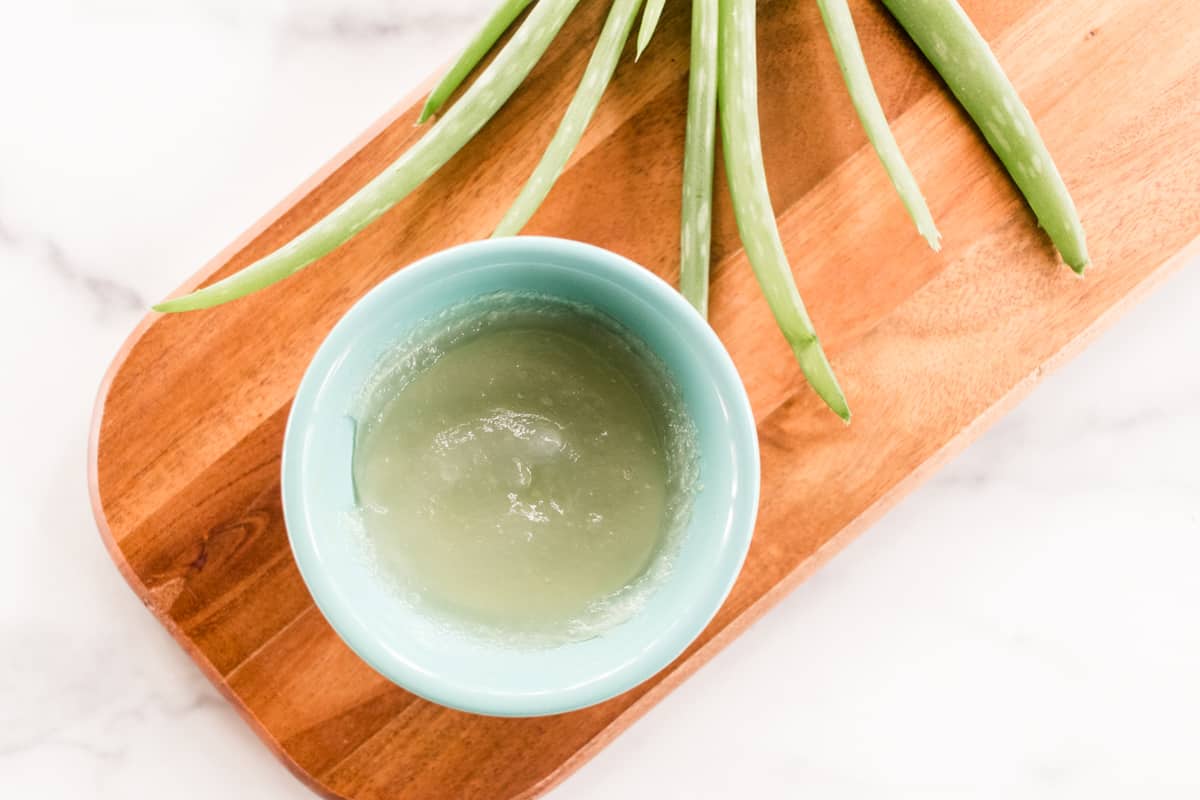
<box><xmin>282</xmin><ymin>236</ymin><xmax>759</xmax><ymax>717</ymax></box>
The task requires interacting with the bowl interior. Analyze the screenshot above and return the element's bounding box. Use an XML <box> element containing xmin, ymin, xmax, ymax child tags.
<box><xmin>283</xmin><ymin>237</ymin><xmax>759</xmax><ymax>716</ymax></box>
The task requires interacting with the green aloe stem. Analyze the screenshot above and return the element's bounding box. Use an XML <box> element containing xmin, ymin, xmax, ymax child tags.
<box><xmin>155</xmin><ymin>0</ymin><xmax>582</xmax><ymax>313</ymax></box>
<box><xmin>418</xmin><ymin>0</ymin><xmax>534</xmax><ymax>124</ymax></box>
<box><xmin>881</xmin><ymin>0</ymin><xmax>1088</xmax><ymax>271</ymax></box>
<box><xmin>635</xmin><ymin>0</ymin><xmax>668</xmax><ymax>60</ymax></box>
<box><xmin>816</xmin><ymin>0</ymin><xmax>940</xmax><ymax>250</ymax></box>
<box><xmin>493</xmin><ymin>0</ymin><xmax>645</xmax><ymax>237</ymax></box>
<box><xmin>679</xmin><ymin>0</ymin><xmax>718</xmax><ymax>317</ymax></box>
<box><xmin>718</xmin><ymin>0</ymin><xmax>849</xmax><ymax>420</ymax></box>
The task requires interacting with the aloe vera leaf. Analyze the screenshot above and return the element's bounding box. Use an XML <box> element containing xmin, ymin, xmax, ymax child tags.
<box><xmin>418</xmin><ymin>0</ymin><xmax>534</xmax><ymax>124</ymax></box>
<box><xmin>881</xmin><ymin>0</ymin><xmax>1088</xmax><ymax>271</ymax></box>
<box><xmin>718</xmin><ymin>0</ymin><xmax>850</xmax><ymax>420</ymax></box>
<box><xmin>155</xmin><ymin>0</ymin><xmax>582</xmax><ymax>313</ymax></box>
<box><xmin>636</xmin><ymin>0</ymin><xmax>668</xmax><ymax>60</ymax></box>
<box><xmin>493</xmin><ymin>0</ymin><xmax>645</xmax><ymax>237</ymax></box>
<box><xmin>679</xmin><ymin>0</ymin><xmax>718</xmax><ymax>316</ymax></box>
<box><xmin>817</xmin><ymin>0</ymin><xmax>941</xmax><ymax>250</ymax></box>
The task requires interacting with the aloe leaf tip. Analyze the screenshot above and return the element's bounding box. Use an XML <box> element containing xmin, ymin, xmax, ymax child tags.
<box><xmin>923</xmin><ymin>224</ymin><xmax>943</xmax><ymax>252</ymax></box>
<box><xmin>635</xmin><ymin>0</ymin><xmax>666</xmax><ymax>62</ymax></box>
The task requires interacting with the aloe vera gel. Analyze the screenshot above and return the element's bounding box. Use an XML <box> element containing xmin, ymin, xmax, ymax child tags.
<box><xmin>352</xmin><ymin>293</ymin><xmax>697</xmax><ymax>644</ymax></box>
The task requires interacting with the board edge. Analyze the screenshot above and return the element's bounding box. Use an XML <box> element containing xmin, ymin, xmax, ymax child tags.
<box><xmin>87</xmin><ymin>70</ymin><xmax>445</xmax><ymax>800</ymax></box>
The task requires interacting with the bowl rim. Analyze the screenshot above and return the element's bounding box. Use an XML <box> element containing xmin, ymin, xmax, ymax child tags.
<box><xmin>282</xmin><ymin>236</ymin><xmax>759</xmax><ymax>716</ymax></box>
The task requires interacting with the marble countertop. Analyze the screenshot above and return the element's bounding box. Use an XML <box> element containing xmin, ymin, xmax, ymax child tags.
<box><xmin>3</xmin><ymin>0</ymin><xmax>1198</xmax><ymax>797</ymax></box>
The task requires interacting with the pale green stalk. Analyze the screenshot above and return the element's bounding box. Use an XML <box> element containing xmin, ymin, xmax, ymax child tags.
<box><xmin>635</xmin><ymin>0</ymin><xmax>668</xmax><ymax>59</ymax></box>
<box><xmin>679</xmin><ymin>0</ymin><xmax>718</xmax><ymax>317</ymax></box>
<box><xmin>816</xmin><ymin>0</ymin><xmax>940</xmax><ymax>250</ymax></box>
<box><xmin>719</xmin><ymin>0</ymin><xmax>849</xmax><ymax>420</ymax></box>
<box><xmin>418</xmin><ymin>0</ymin><xmax>534</xmax><ymax>124</ymax></box>
<box><xmin>881</xmin><ymin>0</ymin><xmax>1088</xmax><ymax>271</ymax></box>
<box><xmin>494</xmin><ymin>0</ymin><xmax>644</xmax><ymax>237</ymax></box>
<box><xmin>155</xmin><ymin>0</ymin><xmax>581</xmax><ymax>313</ymax></box>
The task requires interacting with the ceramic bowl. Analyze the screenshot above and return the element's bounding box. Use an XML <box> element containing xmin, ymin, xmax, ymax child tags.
<box><xmin>282</xmin><ymin>236</ymin><xmax>759</xmax><ymax>716</ymax></box>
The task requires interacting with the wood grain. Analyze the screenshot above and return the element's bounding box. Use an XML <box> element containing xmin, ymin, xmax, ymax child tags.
<box><xmin>89</xmin><ymin>0</ymin><xmax>1200</xmax><ymax>797</ymax></box>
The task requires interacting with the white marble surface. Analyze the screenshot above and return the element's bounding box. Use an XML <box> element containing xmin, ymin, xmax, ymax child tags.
<box><xmin>2</xmin><ymin>1</ymin><xmax>1198</xmax><ymax>797</ymax></box>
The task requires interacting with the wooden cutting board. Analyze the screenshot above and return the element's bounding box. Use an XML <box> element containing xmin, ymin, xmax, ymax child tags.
<box><xmin>89</xmin><ymin>0</ymin><xmax>1200</xmax><ymax>797</ymax></box>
